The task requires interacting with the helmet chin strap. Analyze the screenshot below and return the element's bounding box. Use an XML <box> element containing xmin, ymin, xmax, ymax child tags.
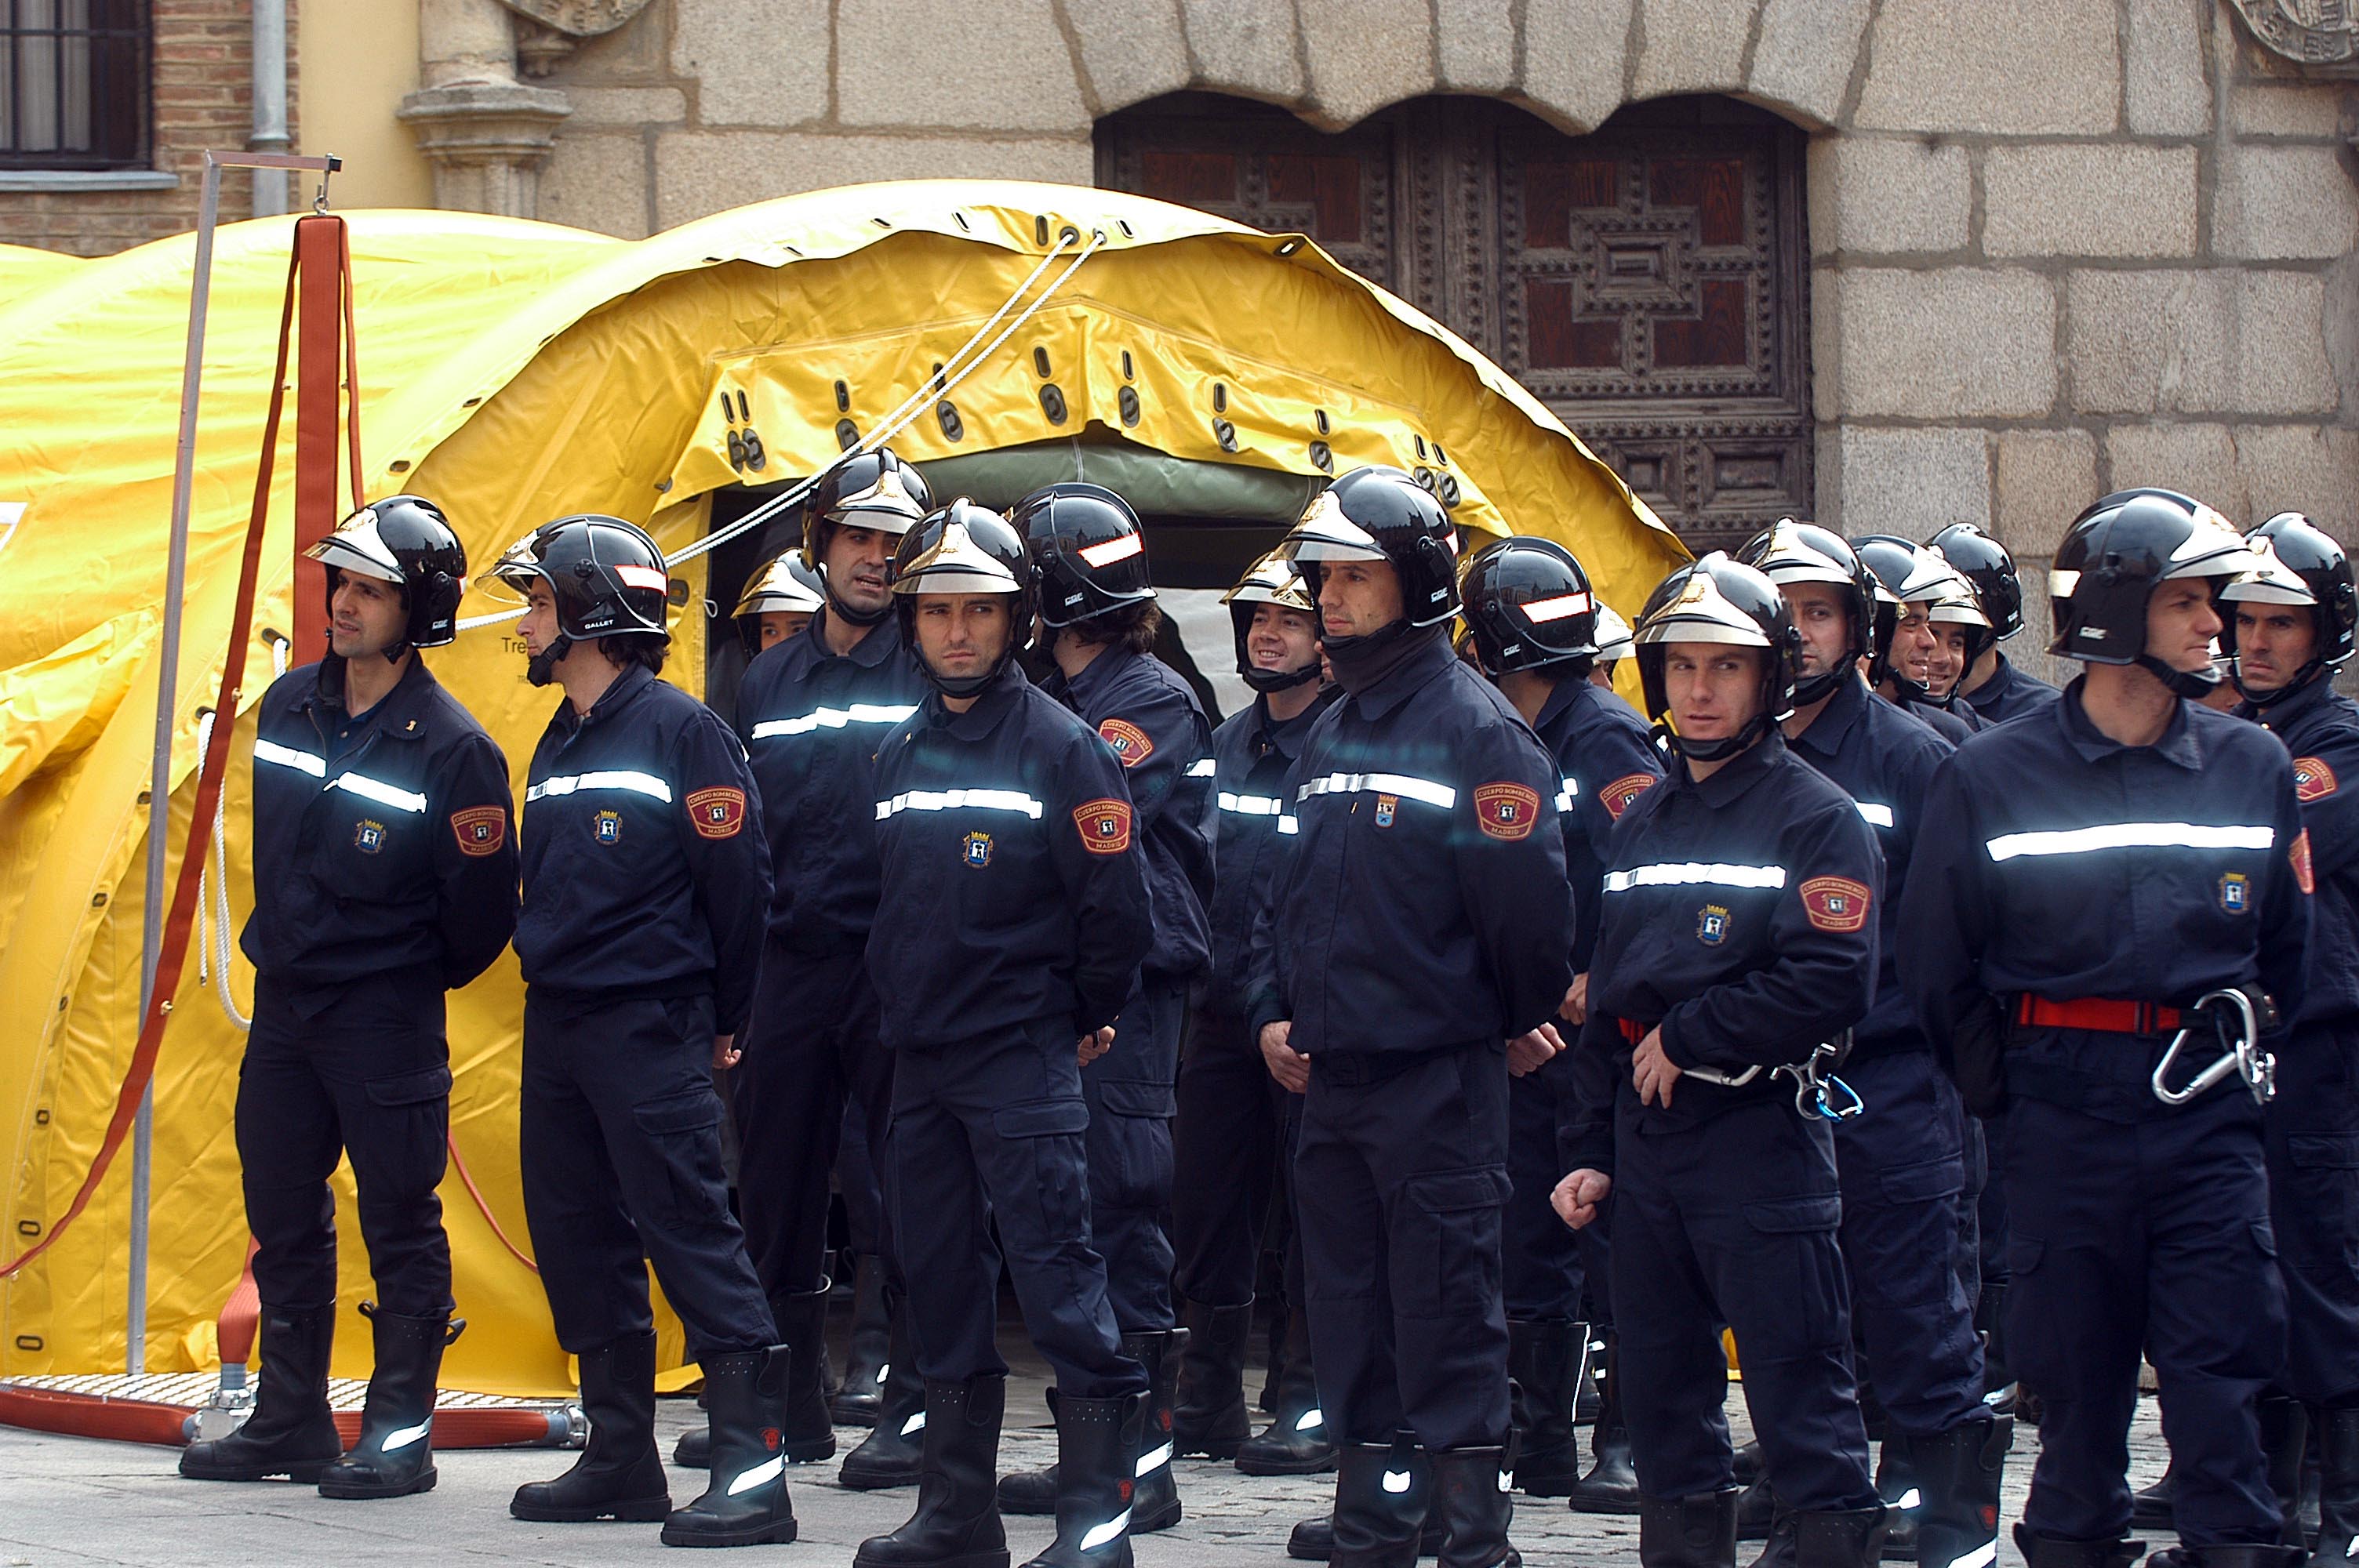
<box><xmin>527</xmin><ymin>634</ymin><xmax>572</xmax><ymax>688</ymax></box>
<box><xmin>2137</xmin><ymin>653</ymin><xmax>2222</xmax><ymax>702</ymax></box>
<box><xmin>2232</xmin><ymin>659</ymin><xmax>2323</xmax><ymax>709</ymax></box>
<box><xmin>1790</xmin><ymin>668</ymin><xmax>1847</xmax><ymax>709</ymax></box>
<box><xmin>1242</xmin><ymin>660</ymin><xmax>1321</xmax><ymax>693</ymax></box>
<box><xmin>1655</xmin><ymin>712</ymin><xmax>1770</xmax><ymax>764</ymax></box>
<box><xmin>826</xmin><ymin>585</ymin><xmax>892</xmax><ymax>628</ymax></box>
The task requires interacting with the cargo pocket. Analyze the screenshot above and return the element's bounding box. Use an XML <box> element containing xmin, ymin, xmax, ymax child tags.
<box><xmin>1402</xmin><ymin>1167</ymin><xmax>1510</xmax><ymax>1319</ymax></box>
<box><xmin>1874</xmin><ymin>1153</ymin><xmax>1963</xmax><ymax>1207</ymax></box>
<box><xmin>1738</xmin><ymin>1194</ymin><xmax>1846</xmax><ymax>1352</ymax></box>
<box><xmin>991</xmin><ymin>1097</ymin><xmax>1091</xmax><ymax>1242</ymax></box>
<box><xmin>1092</xmin><ymin>1080</ymin><xmax>1176</xmax><ymax>1212</ymax></box>
<box><xmin>2287</xmin><ymin>1135</ymin><xmax>2359</xmax><ymax>1272</ymax></box>
<box><xmin>355</xmin><ymin>1065</ymin><xmax>454</xmax><ymax>1199</ymax></box>
<box><xmin>631</xmin><ymin>1088</ymin><xmax>726</xmax><ymax>1230</ymax></box>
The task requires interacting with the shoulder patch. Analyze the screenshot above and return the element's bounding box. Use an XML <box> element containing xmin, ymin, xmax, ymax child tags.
<box><xmin>686</xmin><ymin>786</ymin><xmax>748</xmax><ymax>840</ymax></box>
<box><xmin>1473</xmin><ymin>781</ymin><xmax>1543</xmax><ymax>842</ymax></box>
<box><xmin>2293</xmin><ymin>829</ymin><xmax>2316</xmax><ymax>896</ymax></box>
<box><xmin>1098</xmin><ymin>718</ymin><xmax>1154</xmax><ymax>768</ymax></box>
<box><xmin>1799</xmin><ymin>875</ymin><xmax>1874</xmax><ymax>935</ymax></box>
<box><xmin>1075</xmin><ymin>797</ymin><xmax>1134</xmax><ymax>855</ymax></box>
<box><xmin>2295</xmin><ymin>757</ymin><xmax>2339</xmax><ymax>804</ymax></box>
<box><xmin>1601</xmin><ymin>771</ymin><xmax>1658</xmax><ymax>821</ymax></box>
<box><xmin>449</xmin><ymin>805</ymin><xmax>506</xmax><ymax>858</ymax></box>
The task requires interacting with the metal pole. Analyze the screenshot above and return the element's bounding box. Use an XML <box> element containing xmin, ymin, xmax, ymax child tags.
<box><xmin>250</xmin><ymin>0</ymin><xmax>292</xmax><ymax>217</ymax></box>
<box><xmin>134</xmin><ymin>149</ymin><xmax>342</xmax><ymax>1376</ymax></box>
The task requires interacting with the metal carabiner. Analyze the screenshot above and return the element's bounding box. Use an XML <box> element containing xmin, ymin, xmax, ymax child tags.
<box><xmin>2151</xmin><ymin>988</ymin><xmax>2274</xmax><ymax>1107</ymax></box>
<box><xmin>1681</xmin><ymin>1063</ymin><xmax>1765</xmax><ymax>1088</ymax></box>
<box><xmin>1778</xmin><ymin>1040</ymin><xmax>1866</xmax><ymax>1121</ymax></box>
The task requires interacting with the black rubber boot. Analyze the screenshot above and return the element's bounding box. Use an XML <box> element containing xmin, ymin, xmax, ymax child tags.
<box><xmin>1793</xmin><ymin>1508</ymin><xmax>1889</xmax><ymax>1568</ymax></box>
<box><xmin>2313</xmin><ymin>1405</ymin><xmax>2359</xmax><ymax>1565</ymax></box>
<box><xmin>660</xmin><ymin>1345</ymin><xmax>799</xmax><ymax>1547</ymax></box>
<box><xmin>1430</xmin><ymin>1446</ymin><xmax>1517</xmax><ymax>1568</ymax></box>
<box><xmin>856</xmin><ymin>1376</ymin><xmax>1012</xmax><ymax>1568</ymax></box>
<box><xmin>676</xmin><ymin>1396</ymin><xmax>714</xmax><ymax>1468</ymax></box>
<box><xmin>1286</xmin><ymin>1514</ymin><xmax>1447</xmax><ymax>1560</ymax></box>
<box><xmin>1746</xmin><ymin>1500</ymin><xmax>1794</xmax><ymax>1568</ymax></box>
<box><xmin>2146</xmin><ymin>1549</ymin><xmax>2310</xmax><ymax>1568</ymax></box>
<box><xmin>1129</xmin><ymin>1329</ymin><xmax>1185</xmax><ymax>1532</ymax></box>
<box><xmin>318</xmin><ymin>1303</ymin><xmax>460</xmax><ymax>1499</ymax></box>
<box><xmin>1977</xmin><ymin>1283</ymin><xmax>2017</xmax><ymax>1416</ymax></box>
<box><xmin>179</xmin><ymin>1303</ymin><xmax>342</xmax><ymax>1483</ymax></box>
<box><xmin>1172</xmin><ymin>1298</ymin><xmax>1254</xmax><ymax>1461</ymax></box>
<box><xmin>2132</xmin><ymin>1464</ymin><xmax>2178</xmax><ymax>1533</ymax></box>
<box><xmin>1874</xmin><ymin>1440</ymin><xmax>1919</xmax><ymax>1563</ymax></box>
<box><xmin>511</xmin><ymin>1330</ymin><xmax>673</xmax><ymax>1523</ymax></box>
<box><xmin>842</xmin><ymin>1300</ymin><xmax>925</xmax><ymax>1490</ymax></box>
<box><xmin>1733</xmin><ymin>1439</ymin><xmax>1765</xmax><ymax>1487</ymax></box>
<box><xmin>2263</xmin><ymin>1397</ymin><xmax>2312</xmax><ymax>1549</ymax></box>
<box><xmin>1576</xmin><ymin>1323</ymin><xmax>1604</xmax><ymax>1427</ymax></box>
<box><xmin>2011</xmin><ymin>1524</ymin><xmax>2146</xmax><ymax>1568</ymax></box>
<box><xmin>1898</xmin><ymin>1417</ymin><xmax>2009</xmax><ymax>1568</ymax></box>
<box><xmin>1507</xmin><ymin>1319</ymin><xmax>1583</xmax><ymax>1497</ymax></box>
<box><xmin>834</xmin><ymin>1254</ymin><xmax>892</xmax><ymax>1428</ymax></box>
<box><xmin>1240</xmin><ymin>1304</ymin><xmax>1339</xmax><ymax>1476</ymax></box>
<box><xmin>1316</xmin><ymin>1441</ymin><xmax>1433</xmax><ymax>1568</ymax></box>
<box><xmin>1641</xmin><ymin>1490</ymin><xmax>1740</xmax><ymax>1568</ymax></box>
<box><xmin>995</xmin><ymin>1387</ymin><xmax>1062</xmax><ymax>1517</ymax></box>
<box><xmin>775</xmin><ymin>1282</ymin><xmax>839</xmax><ymax>1464</ymax></box>
<box><xmin>1565</xmin><ymin>1329</ymin><xmax>1638</xmax><ymax>1514</ymax></box>
<box><xmin>1019</xmin><ymin>1392</ymin><xmax>1146</xmax><ymax>1568</ymax></box>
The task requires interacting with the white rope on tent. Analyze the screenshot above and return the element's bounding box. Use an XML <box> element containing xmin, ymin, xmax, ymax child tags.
<box><xmin>453</xmin><ymin>222</ymin><xmax>1108</xmax><ymax>634</ymax></box>
<box><xmin>195</xmin><ymin>631</ymin><xmax>285</xmax><ymax>1033</ymax></box>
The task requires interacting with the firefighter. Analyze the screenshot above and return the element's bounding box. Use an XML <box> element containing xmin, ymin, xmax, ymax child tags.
<box><xmin>854</xmin><ymin>501</ymin><xmax>1153</xmax><ymax>1568</ymax></box>
<box><xmin>732</xmin><ymin>550</ymin><xmax>827</xmax><ymax>654</ymax></box>
<box><xmin>1733</xmin><ymin>522</ymin><xmax>2008</xmax><ymax>1568</ymax></box>
<box><xmin>998</xmin><ymin>482</ymin><xmax>1215</xmax><ymax>1534</ymax></box>
<box><xmin>1900</xmin><ymin>488</ymin><xmax>2308</xmax><ymax>1568</ymax></box>
<box><xmin>691</xmin><ymin>450</ymin><xmax>936</xmax><ymax>1489</ymax></box>
<box><xmin>1592</xmin><ymin>606</ymin><xmax>1636</xmax><ymax>691</ymax></box>
<box><xmin>1552</xmin><ymin>552</ymin><xmax>1889</xmax><ymax>1568</ymax></box>
<box><xmin>1921</xmin><ymin>573</ymin><xmax>1994</xmax><ymax>711</ymax></box>
<box><xmin>492</xmin><ymin>514</ymin><xmax>793</xmax><ymax>1548</ymax></box>
<box><xmin>1853</xmin><ymin>537</ymin><xmax>1982</xmax><ymax>746</ymax></box>
<box><xmin>1247</xmin><ymin>466</ymin><xmax>1573</xmax><ymax>1568</ymax></box>
<box><xmin>180</xmin><ymin>497</ymin><xmax>516</xmax><ymax>1499</ymax></box>
<box><xmin>1461</xmin><ymin>535</ymin><xmax>1663</xmax><ymax>1504</ymax></box>
<box><xmin>1928</xmin><ymin>524</ymin><xmax>2061</xmax><ymax>726</ymax></box>
<box><xmin>1169</xmin><ymin>550</ymin><xmax>1340</xmax><ymax>1476</ymax></box>
<box><xmin>2224</xmin><ymin>514</ymin><xmax>2359</xmax><ymax>1560</ymax></box>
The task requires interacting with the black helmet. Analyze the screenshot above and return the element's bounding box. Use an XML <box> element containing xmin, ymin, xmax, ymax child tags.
<box><xmin>1460</xmin><ymin>536</ymin><xmax>1600</xmax><ymax>677</ymax></box>
<box><xmin>1852</xmin><ymin>534</ymin><xmax>1957</xmax><ymax>701</ymax></box>
<box><xmin>801</xmin><ymin>448</ymin><xmax>932</xmax><ymax>564</ymax></box>
<box><xmin>1634</xmin><ymin>553</ymin><xmax>1802</xmax><ymax>763</ymax></box>
<box><xmin>889</xmin><ymin>499</ymin><xmax>1038</xmax><ymax>698</ymax></box>
<box><xmin>1220</xmin><ymin>550</ymin><xmax>1322</xmax><ymax>693</ymax></box>
<box><xmin>1928</xmin><ymin>522</ymin><xmax>2026</xmax><ymax>641</ymax></box>
<box><xmin>730</xmin><ymin>550</ymin><xmax>827</xmax><ymax>656</ymax></box>
<box><xmin>1278</xmin><ymin>465</ymin><xmax>1461</xmax><ymax>629</ymax></box>
<box><xmin>2048</xmin><ymin>488</ymin><xmax>2255</xmax><ymax>699</ymax></box>
<box><xmin>1924</xmin><ymin>567</ymin><xmax>1997</xmax><ymax>673</ymax></box>
<box><xmin>2221</xmin><ymin>512</ymin><xmax>2357</xmax><ymax>704</ymax></box>
<box><xmin>491</xmin><ymin>514</ymin><xmax>671</xmax><ymax>685</ymax></box>
<box><xmin>1736</xmin><ymin>519</ymin><xmax>1875</xmax><ymax>707</ymax></box>
<box><xmin>1008</xmin><ymin>482</ymin><xmax>1158</xmax><ymax>630</ymax></box>
<box><xmin>304</xmin><ymin>494</ymin><xmax>467</xmax><ymax>655</ymax></box>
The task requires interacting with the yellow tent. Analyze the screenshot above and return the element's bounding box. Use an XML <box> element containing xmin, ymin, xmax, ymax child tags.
<box><xmin>0</xmin><ymin>180</ymin><xmax>1684</xmax><ymax>1398</ymax></box>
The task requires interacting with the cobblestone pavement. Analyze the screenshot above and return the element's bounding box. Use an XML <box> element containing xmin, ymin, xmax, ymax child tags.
<box><xmin>0</xmin><ymin>1331</ymin><xmax>2175</xmax><ymax>1568</ymax></box>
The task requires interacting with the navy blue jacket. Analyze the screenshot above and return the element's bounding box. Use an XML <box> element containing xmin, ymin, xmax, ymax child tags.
<box><xmin>1530</xmin><ymin>675</ymin><xmax>1664</xmax><ymax>971</ymax></box>
<box><xmin>243</xmin><ymin>655</ymin><xmax>517</xmax><ymax>992</ymax></box>
<box><xmin>2242</xmin><ymin>673</ymin><xmax>2359</xmax><ymax>1027</ymax></box>
<box><xmin>1195</xmin><ymin>687</ymin><xmax>1339</xmax><ymax>1021</ymax></box>
<box><xmin>734</xmin><ymin>609</ymin><xmax>927</xmax><ymax>953</ymax></box>
<box><xmin>1959</xmin><ymin>652</ymin><xmax>2060</xmax><ymax>726</ymax></box>
<box><xmin>1560</xmin><ymin>730</ymin><xmax>1885</xmax><ymax>1174</ymax></box>
<box><xmin>867</xmin><ymin>663</ymin><xmax>1152</xmax><ymax>1050</ymax></box>
<box><xmin>1787</xmin><ymin>673</ymin><xmax>1954</xmax><ymax>1057</ymax></box>
<box><xmin>517</xmin><ymin>664</ymin><xmax>773</xmax><ymax>1035</ymax></box>
<box><xmin>1900</xmin><ymin>681</ymin><xmax>2310</xmax><ymax>1121</ymax></box>
<box><xmin>1904</xmin><ymin>692</ymin><xmax>1979</xmax><ymax>744</ymax></box>
<box><xmin>1045</xmin><ymin>644</ymin><xmax>1214</xmax><ymax>982</ymax></box>
<box><xmin>1246</xmin><ymin>631</ymin><xmax>1572</xmax><ymax>1064</ymax></box>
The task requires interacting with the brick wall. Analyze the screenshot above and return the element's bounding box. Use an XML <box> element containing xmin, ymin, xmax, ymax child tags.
<box><xmin>0</xmin><ymin>0</ymin><xmax>298</xmax><ymax>256</ymax></box>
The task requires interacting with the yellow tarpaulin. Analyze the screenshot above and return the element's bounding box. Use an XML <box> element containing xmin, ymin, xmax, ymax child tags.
<box><xmin>0</xmin><ymin>180</ymin><xmax>1684</xmax><ymax>1396</ymax></box>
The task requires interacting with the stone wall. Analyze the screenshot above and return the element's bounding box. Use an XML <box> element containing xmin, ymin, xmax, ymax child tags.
<box><xmin>0</xmin><ymin>0</ymin><xmax>295</xmax><ymax>256</ymax></box>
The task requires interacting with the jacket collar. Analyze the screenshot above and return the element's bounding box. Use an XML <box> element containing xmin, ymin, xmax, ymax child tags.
<box><xmin>1257</xmin><ymin>686</ymin><xmax>1337</xmax><ymax>759</ymax></box>
<box><xmin>1786</xmin><ymin>670</ymin><xmax>1870</xmax><ymax>759</ymax></box>
<box><xmin>553</xmin><ymin>661</ymin><xmax>658</xmax><ymax>739</ymax></box>
<box><xmin>929</xmin><ymin>661</ymin><xmax>1030</xmax><ymax>742</ymax></box>
<box><xmin>1345</xmin><ymin>630</ymin><xmax>1457</xmax><ymax>722</ymax></box>
<box><xmin>2238</xmin><ymin>667</ymin><xmax>2335</xmax><ymax>735</ymax></box>
<box><xmin>2055</xmin><ymin>675</ymin><xmax>2203</xmax><ymax>770</ymax></box>
<box><xmin>808</xmin><ymin>605</ymin><xmax>904</xmax><ymax>670</ymax></box>
<box><xmin>1669</xmin><ymin>726</ymin><xmax>1790</xmax><ymax>808</ymax></box>
<box><xmin>302</xmin><ymin>652</ymin><xmax>436</xmax><ymax>741</ymax></box>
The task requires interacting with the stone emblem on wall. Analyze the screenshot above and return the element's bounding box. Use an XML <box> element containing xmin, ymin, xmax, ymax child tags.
<box><xmin>2227</xmin><ymin>0</ymin><xmax>2359</xmax><ymax>72</ymax></box>
<box><xmin>497</xmin><ymin>0</ymin><xmax>656</xmax><ymax>35</ymax></box>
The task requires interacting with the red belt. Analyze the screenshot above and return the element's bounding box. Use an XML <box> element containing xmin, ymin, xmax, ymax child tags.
<box><xmin>2015</xmin><ymin>996</ymin><xmax>2183</xmax><ymax>1036</ymax></box>
<box><xmin>1619</xmin><ymin>1018</ymin><xmax>1652</xmax><ymax>1045</ymax></box>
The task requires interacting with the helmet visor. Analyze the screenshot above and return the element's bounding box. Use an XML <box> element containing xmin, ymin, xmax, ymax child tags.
<box><xmin>1278</xmin><ymin>491</ymin><xmax>1387</xmax><ymax>563</ymax></box>
<box><xmin>2222</xmin><ymin>539</ymin><xmax>2318</xmax><ymax>606</ymax></box>
<box><xmin>827</xmin><ymin>465</ymin><xmax>927</xmax><ymax>534</ymax></box>
<box><xmin>306</xmin><ymin>506</ymin><xmax>406</xmax><ymax>585</ymax></box>
<box><xmin>892</xmin><ymin>519</ymin><xmax>1023</xmax><ymax>597</ymax></box>
<box><xmin>1637</xmin><ymin>570</ymin><xmax>1774</xmax><ymax>650</ymax></box>
<box><xmin>475</xmin><ymin>530</ymin><xmax>551</xmax><ymax>611</ymax></box>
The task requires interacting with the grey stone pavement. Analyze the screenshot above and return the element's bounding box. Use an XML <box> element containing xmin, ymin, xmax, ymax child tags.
<box><xmin>0</xmin><ymin>1313</ymin><xmax>2173</xmax><ymax>1568</ymax></box>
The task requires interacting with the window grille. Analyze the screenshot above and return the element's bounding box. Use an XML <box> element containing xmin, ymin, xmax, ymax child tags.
<box><xmin>2</xmin><ymin>0</ymin><xmax>150</xmax><ymax>170</ymax></box>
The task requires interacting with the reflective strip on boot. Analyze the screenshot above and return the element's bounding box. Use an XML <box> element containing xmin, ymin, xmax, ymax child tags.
<box><xmin>1932</xmin><ymin>1544</ymin><xmax>1997</xmax><ymax>1568</ymax></box>
<box><xmin>900</xmin><ymin>1410</ymin><xmax>927</xmax><ymax>1439</ymax></box>
<box><xmin>380</xmin><ymin>1419</ymin><xmax>432</xmax><ymax>1452</ymax></box>
<box><xmin>1136</xmin><ymin>1442</ymin><xmax>1173</xmax><ymax>1476</ymax></box>
<box><xmin>726</xmin><ymin>1454</ymin><xmax>786</xmax><ymax>1497</ymax></box>
<box><xmin>1079</xmin><ymin>1508</ymin><xmax>1133</xmax><ymax>1552</ymax></box>
<box><xmin>1383</xmin><ymin>1469</ymin><xmax>1414</xmax><ymax>1494</ymax></box>
<box><xmin>1296</xmin><ymin>1407</ymin><xmax>1325</xmax><ymax>1433</ymax></box>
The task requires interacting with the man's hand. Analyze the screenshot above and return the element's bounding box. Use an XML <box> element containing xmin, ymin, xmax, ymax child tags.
<box><xmin>1552</xmin><ymin>1168</ymin><xmax>1612</xmax><ymax>1229</ymax></box>
<box><xmin>1561</xmin><ymin>972</ymin><xmax>1590</xmax><ymax>1025</ymax></box>
<box><xmin>1507</xmin><ymin>1022</ymin><xmax>1563</xmax><ymax>1077</ymax></box>
<box><xmin>712</xmin><ymin>1033</ymin><xmax>741</xmax><ymax>1071</ymax></box>
<box><xmin>1078</xmin><ymin>1025</ymin><xmax>1116</xmax><ymax>1067</ymax></box>
<box><xmin>1633</xmin><ymin>1026</ymin><xmax>1681</xmax><ymax>1108</ymax></box>
<box><xmin>1259</xmin><ymin>1020</ymin><xmax>1309</xmax><ymax>1094</ymax></box>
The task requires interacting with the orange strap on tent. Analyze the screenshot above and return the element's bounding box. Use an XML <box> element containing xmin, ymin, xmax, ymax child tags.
<box><xmin>2</xmin><ymin>220</ymin><xmax>356</xmax><ymax>1281</ymax></box>
<box><xmin>290</xmin><ymin>214</ymin><xmax>365</xmax><ymax>667</ymax></box>
<box><xmin>446</xmin><ymin>1134</ymin><xmax>539</xmax><ymax>1276</ymax></box>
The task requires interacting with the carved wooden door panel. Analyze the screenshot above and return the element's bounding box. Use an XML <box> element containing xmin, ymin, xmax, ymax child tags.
<box><xmin>1096</xmin><ymin>95</ymin><xmax>1813</xmax><ymax>554</ymax></box>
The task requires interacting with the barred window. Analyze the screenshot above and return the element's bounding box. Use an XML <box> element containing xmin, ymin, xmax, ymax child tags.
<box><xmin>2</xmin><ymin>0</ymin><xmax>149</xmax><ymax>169</ymax></box>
